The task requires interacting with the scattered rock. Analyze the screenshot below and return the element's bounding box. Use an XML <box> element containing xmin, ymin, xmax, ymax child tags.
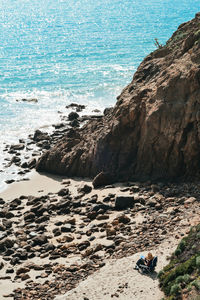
<box><xmin>113</xmin><ymin>214</ymin><xmax>131</xmax><ymax>224</ymax></box>
<box><xmin>16</xmin><ymin>267</ymin><xmax>30</xmax><ymax>276</ymax></box>
<box><xmin>32</xmin><ymin>235</ymin><xmax>48</xmax><ymax>246</ymax></box>
<box><xmin>33</xmin><ymin>130</ymin><xmax>49</xmax><ymax>142</ymax></box>
<box><xmin>5</xmin><ymin>179</ymin><xmax>15</xmax><ymax>184</ymax></box>
<box><xmin>58</xmin><ymin>188</ymin><xmax>69</xmax><ymax>196</ymax></box>
<box><xmin>184</xmin><ymin>197</ymin><xmax>196</xmax><ymax>205</ymax></box>
<box><xmin>24</xmin><ymin>212</ymin><xmax>35</xmax><ymax>222</ymax></box>
<box><xmin>10</xmin><ymin>144</ymin><xmax>25</xmax><ymax>151</ymax></box>
<box><xmin>115</xmin><ymin>196</ymin><xmax>134</xmax><ymax>210</ymax></box>
<box><xmin>92</xmin><ymin>172</ymin><xmax>116</xmax><ymax>188</ymax></box>
<box><xmin>0</xmin><ymin>238</ymin><xmax>15</xmax><ymax>252</ymax></box>
<box><xmin>66</xmin><ymin>103</ymin><xmax>86</xmax><ymax>112</ymax></box>
<box><xmin>78</xmin><ymin>184</ymin><xmax>92</xmax><ymax>194</ymax></box>
<box><xmin>17</xmin><ymin>98</ymin><xmax>38</xmax><ymax>103</ymax></box>
<box><xmin>68</xmin><ymin>111</ymin><xmax>79</xmax><ymax>121</ymax></box>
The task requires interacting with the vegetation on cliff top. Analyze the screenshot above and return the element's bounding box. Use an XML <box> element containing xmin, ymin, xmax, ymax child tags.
<box><xmin>159</xmin><ymin>223</ymin><xmax>200</xmax><ymax>300</ymax></box>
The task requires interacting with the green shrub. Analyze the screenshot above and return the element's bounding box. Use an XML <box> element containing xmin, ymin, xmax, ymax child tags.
<box><xmin>192</xmin><ymin>279</ymin><xmax>200</xmax><ymax>290</ymax></box>
<box><xmin>174</xmin><ymin>239</ymin><xmax>186</xmax><ymax>257</ymax></box>
<box><xmin>192</xmin><ymin>244</ymin><xmax>197</xmax><ymax>250</ymax></box>
<box><xmin>175</xmin><ymin>248</ymin><xmax>182</xmax><ymax>256</ymax></box>
<box><xmin>175</xmin><ymin>275</ymin><xmax>184</xmax><ymax>284</ymax></box>
<box><xmin>197</xmin><ymin>224</ymin><xmax>200</xmax><ymax>232</ymax></box>
<box><xmin>182</xmin><ymin>274</ymin><xmax>191</xmax><ymax>283</ymax></box>
<box><xmin>159</xmin><ymin>223</ymin><xmax>200</xmax><ymax>298</ymax></box>
<box><xmin>170</xmin><ymin>283</ymin><xmax>180</xmax><ymax>295</ymax></box>
<box><xmin>173</xmin><ymin>255</ymin><xmax>196</xmax><ymax>277</ymax></box>
<box><xmin>186</xmin><ymin>283</ymin><xmax>193</xmax><ymax>292</ymax></box>
<box><xmin>179</xmin><ymin>239</ymin><xmax>186</xmax><ymax>251</ymax></box>
<box><xmin>175</xmin><ymin>274</ymin><xmax>190</xmax><ymax>284</ymax></box>
<box><xmin>158</xmin><ymin>270</ymin><xmax>164</xmax><ymax>279</ymax></box>
<box><xmin>196</xmin><ymin>256</ymin><xmax>200</xmax><ymax>270</ymax></box>
<box><xmin>163</xmin><ymin>261</ymin><xmax>177</xmax><ymax>272</ymax></box>
<box><xmin>161</xmin><ymin>255</ymin><xmax>196</xmax><ymax>295</ymax></box>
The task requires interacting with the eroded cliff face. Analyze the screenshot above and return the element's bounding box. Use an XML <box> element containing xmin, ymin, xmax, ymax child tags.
<box><xmin>36</xmin><ymin>13</ymin><xmax>200</xmax><ymax>181</ymax></box>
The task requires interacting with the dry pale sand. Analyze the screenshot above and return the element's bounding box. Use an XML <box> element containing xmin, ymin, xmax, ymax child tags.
<box><xmin>0</xmin><ymin>170</ymin><xmax>84</xmax><ymax>201</ymax></box>
<box><xmin>55</xmin><ymin>239</ymin><xmax>176</xmax><ymax>300</ymax></box>
<box><xmin>0</xmin><ymin>170</ymin><xmax>130</xmax><ymax>201</ymax></box>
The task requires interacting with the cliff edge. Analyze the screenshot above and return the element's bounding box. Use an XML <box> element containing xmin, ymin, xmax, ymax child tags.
<box><xmin>36</xmin><ymin>13</ymin><xmax>200</xmax><ymax>181</ymax></box>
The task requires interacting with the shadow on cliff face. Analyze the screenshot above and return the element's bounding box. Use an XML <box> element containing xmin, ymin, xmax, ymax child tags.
<box><xmin>36</xmin><ymin>12</ymin><xmax>200</xmax><ymax>182</ymax></box>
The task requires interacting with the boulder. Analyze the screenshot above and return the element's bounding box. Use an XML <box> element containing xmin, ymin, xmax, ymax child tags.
<box><xmin>0</xmin><ymin>199</ymin><xmax>5</xmax><ymax>205</ymax></box>
<box><xmin>77</xmin><ymin>240</ymin><xmax>90</xmax><ymax>251</ymax></box>
<box><xmin>113</xmin><ymin>214</ymin><xmax>131</xmax><ymax>224</ymax></box>
<box><xmin>33</xmin><ymin>130</ymin><xmax>49</xmax><ymax>142</ymax></box>
<box><xmin>104</xmin><ymin>107</ymin><xmax>113</xmax><ymax>116</ymax></box>
<box><xmin>57</xmin><ymin>188</ymin><xmax>69</xmax><ymax>196</ymax></box>
<box><xmin>68</xmin><ymin>112</ymin><xmax>79</xmax><ymax>121</ymax></box>
<box><xmin>106</xmin><ymin>226</ymin><xmax>116</xmax><ymax>237</ymax></box>
<box><xmin>10</xmin><ymin>144</ymin><xmax>25</xmax><ymax>151</ymax></box>
<box><xmin>77</xmin><ymin>184</ymin><xmax>92</xmax><ymax>194</ymax></box>
<box><xmin>24</xmin><ymin>212</ymin><xmax>35</xmax><ymax>222</ymax></box>
<box><xmin>115</xmin><ymin>196</ymin><xmax>134</xmax><ymax>210</ymax></box>
<box><xmin>32</xmin><ymin>235</ymin><xmax>48</xmax><ymax>246</ymax></box>
<box><xmin>17</xmin><ymin>98</ymin><xmax>38</xmax><ymax>103</ymax></box>
<box><xmin>146</xmin><ymin>198</ymin><xmax>157</xmax><ymax>207</ymax></box>
<box><xmin>91</xmin><ymin>203</ymin><xmax>111</xmax><ymax>212</ymax></box>
<box><xmin>43</xmin><ymin>243</ymin><xmax>55</xmax><ymax>251</ymax></box>
<box><xmin>27</xmin><ymin>158</ymin><xmax>36</xmax><ymax>169</ymax></box>
<box><xmin>66</xmin><ymin>103</ymin><xmax>86</xmax><ymax>112</ymax></box>
<box><xmin>0</xmin><ymin>238</ymin><xmax>15</xmax><ymax>252</ymax></box>
<box><xmin>61</xmin><ymin>224</ymin><xmax>72</xmax><ymax>232</ymax></box>
<box><xmin>0</xmin><ymin>261</ymin><xmax>4</xmax><ymax>270</ymax></box>
<box><xmin>92</xmin><ymin>172</ymin><xmax>116</xmax><ymax>188</ymax></box>
<box><xmin>70</xmin><ymin>119</ymin><xmax>80</xmax><ymax>127</ymax></box>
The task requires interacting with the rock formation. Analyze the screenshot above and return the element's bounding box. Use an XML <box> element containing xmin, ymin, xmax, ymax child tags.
<box><xmin>36</xmin><ymin>13</ymin><xmax>200</xmax><ymax>181</ymax></box>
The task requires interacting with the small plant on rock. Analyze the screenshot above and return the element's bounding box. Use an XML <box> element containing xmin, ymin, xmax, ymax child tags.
<box><xmin>154</xmin><ymin>38</ymin><xmax>163</xmax><ymax>49</ymax></box>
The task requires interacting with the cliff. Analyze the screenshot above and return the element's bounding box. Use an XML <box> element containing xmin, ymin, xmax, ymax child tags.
<box><xmin>36</xmin><ymin>13</ymin><xmax>200</xmax><ymax>181</ymax></box>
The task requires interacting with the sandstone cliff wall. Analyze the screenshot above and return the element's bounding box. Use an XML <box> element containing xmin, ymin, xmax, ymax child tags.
<box><xmin>37</xmin><ymin>13</ymin><xmax>200</xmax><ymax>181</ymax></box>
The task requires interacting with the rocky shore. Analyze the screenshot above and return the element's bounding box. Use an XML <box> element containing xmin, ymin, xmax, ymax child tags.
<box><xmin>36</xmin><ymin>13</ymin><xmax>200</xmax><ymax>182</ymax></box>
<box><xmin>0</xmin><ymin>175</ymin><xmax>199</xmax><ymax>299</ymax></box>
<box><xmin>1</xmin><ymin>103</ymin><xmax>102</xmax><ymax>187</ymax></box>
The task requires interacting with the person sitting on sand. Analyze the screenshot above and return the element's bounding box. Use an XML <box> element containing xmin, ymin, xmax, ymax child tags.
<box><xmin>145</xmin><ymin>252</ymin><xmax>154</xmax><ymax>267</ymax></box>
<box><xmin>135</xmin><ymin>252</ymin><xmax>155</xmax><ymax>271</ymax></box>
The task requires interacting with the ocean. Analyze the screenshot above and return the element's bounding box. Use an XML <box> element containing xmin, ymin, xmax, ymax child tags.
<box><xmin>0</xmin><ymin>0</ymin><xmax>199</xmax><ymax>191</ymax></box>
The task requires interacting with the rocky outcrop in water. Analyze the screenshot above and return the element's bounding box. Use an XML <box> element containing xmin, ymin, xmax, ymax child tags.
<box><xmin>36</xmin><ymin>13</ymin><xmax>200</xmax><ymax>181</ymax></box>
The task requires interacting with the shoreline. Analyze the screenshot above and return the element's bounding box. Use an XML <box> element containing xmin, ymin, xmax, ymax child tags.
<box><xmin>0</xmin><ymin>101</ymin><xmax>103</xmax><ymax>195</ymax></box>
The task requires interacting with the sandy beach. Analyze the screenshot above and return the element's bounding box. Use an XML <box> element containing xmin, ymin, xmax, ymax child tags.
<box><xmin>0</xmin><ymin>171</ymin><xmax>72</xmax><ymax>201</ymax></box>
<box><xmin>0</xmin><ymin>171</ymin><xmax>199</xmax><ymax>299</ymax></box>
<box><xmin>55</xmin><ymin>238</ymin><xmax>177</xmax><ymax>300</ymax></box>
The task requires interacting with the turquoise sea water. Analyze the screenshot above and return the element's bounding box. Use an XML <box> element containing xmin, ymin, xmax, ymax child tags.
<box><xmin>0</xmin><ymin>0</ymin><xmax>200</xmax><ymax>190</ymax></box>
